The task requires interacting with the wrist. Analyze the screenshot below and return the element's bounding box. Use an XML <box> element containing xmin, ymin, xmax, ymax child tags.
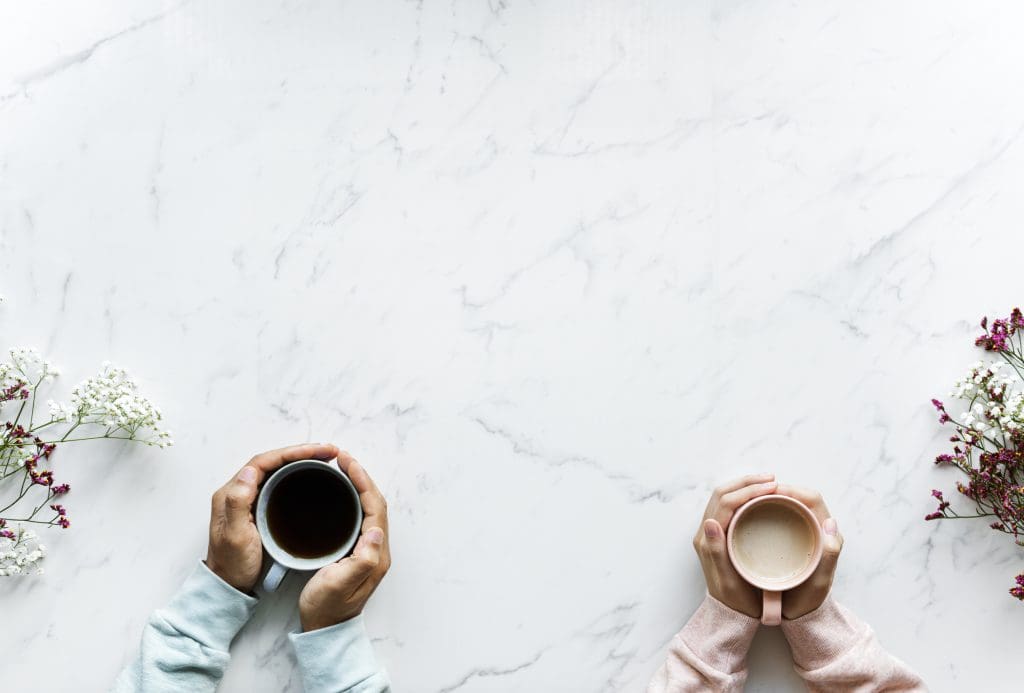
<box><xmin>204</xmin><ymin>557</ymin><xmax>252</xmax><ymax>594</ymax></box>
<box><xmin>300</xmin><ymin>608</ymin><xmax>361</xmax><ymax>633</ymax></box>
<box><xmin>708</xmin><ymin>587</ymin><xmax>761</xmax><ymax>619</ymax></box>
<box><xmin>783</xmin><ymin>601</ymin><xmax>823</xmax><ymax>620</ymax></box>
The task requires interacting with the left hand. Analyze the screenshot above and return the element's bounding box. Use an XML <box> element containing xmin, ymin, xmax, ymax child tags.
<box><xmin>693</xmin><ymin>474</ymin><xmax>779</xmax><ymax>618</ymax></box>
<box><xmin>775</xmin><ymin>484</ymin><xmax>844</xmax><ymax>620</ymax></box>
<box><xmin>205</xmin><ymin>443</ymin><xmax>341</xmax><ymax>592</ymax></box>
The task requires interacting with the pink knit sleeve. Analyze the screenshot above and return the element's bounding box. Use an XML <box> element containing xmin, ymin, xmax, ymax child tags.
<box><xmin>647</xmin><ymin>595</ymin><xmax>760</xmax><ymax>693</ymax></box>
<box><xmin>780</xmin><ymin>598</ymin><xmax>927</xmax><ymax>692</ymax></box>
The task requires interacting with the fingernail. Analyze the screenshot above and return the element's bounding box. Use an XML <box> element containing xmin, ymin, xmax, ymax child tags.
<box><xmin>824</xmin><ymin>518</ymin><xmax>838</xmax><ymax>535</ymax></box>
<box><xmin>704</xmin><ymin>521</ymin><xmax>718</xmax><ymax>539</ymax></box>
<box><xmin>238</xmin><ymin>467</ymin><xmax>257</xmax><ymax>484</ymax></box>
<box><xmin>367</xmin><ymin>527</ymin><xmax>384</xmax><ymax>545</ymax></box>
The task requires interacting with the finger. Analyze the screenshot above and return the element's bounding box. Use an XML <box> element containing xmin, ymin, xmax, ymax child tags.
<box><xmin>703</xmin><ymin>474</ymin><xmax>775</xmax><ymax>520</ymax></box>
<box><xmin>335</xmin><ymin>452</ymin><xmax>391</xmax><ymax>575</ymax></box>
<box><xmin>221</xmin><ymin>465</ymin><xmax>260</xmax><ymax>533</ymax></box>
<box><xmin>714</xmin><ymin>473</ymin><xmax>776</xmax><ymax>497</ymax></box>
<box><xmin>336</xmin><ymin>452</ymin><xmax>389</xmax><ymax>534</ymax></box>
<box><xmin>701</xmin><ymin>519</ymin><xmax>727</xmax><ymax>553</ymax></box>
<box><xmin>331</xmin><ymin>526</ymin><xmax>385</xmax><ymax>593</ymax></box>
<box><xmin>713</xmin><ymin>481</ymin><xmax>778</xmax><ymax>528</ymax></box>
<box><xmin>701</xmin><ymin>519</ymin><xmax>744</xmax><ymax>581</ymax></box>
<box><xmin>775</xmin><ymin>484</ymin><xmax>831</xmax><ymax>523</ymax></box>
<box><xmin>821</xmin><ymin>517</ymin><xmax>844</xmax><ymax>564</ymax></box>
<box><xmin>813</xmin><ymin>517</ymin><xmax>843</xmax><ymax>584</ymax></box>
<box><xmin>243</xmin><ymin>443</ymin><xmax>340</xmax><ymax>486</ymax></box>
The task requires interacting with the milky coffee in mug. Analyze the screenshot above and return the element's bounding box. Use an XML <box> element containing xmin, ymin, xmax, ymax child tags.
<box><xmin>726</xmin><ymin>494</ymin><xmax>823</xmax><ymax>626</ymax></box>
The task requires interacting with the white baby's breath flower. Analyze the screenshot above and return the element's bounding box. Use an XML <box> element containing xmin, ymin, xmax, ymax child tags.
<box><xmin>48</xmin><ymin>364</ymin><xmax>172</xmax><ymax>445</ymax></box>
<box><xmin>0</xmin><ymin>526</ymin><xmax>47</xmax><ymax>577</ymax></box>
<box><xmin>47</xmin><ymin>400</ymin><xmax>75</xmax><ymax>423</ymax></box>
<box><xmin>7</xmin><ymin>347</ymin><xmax>59</xmax><ymax>382</ymax></box>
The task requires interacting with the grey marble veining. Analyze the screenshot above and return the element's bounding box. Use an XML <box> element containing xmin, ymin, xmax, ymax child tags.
<box><xmin>1</xmin><ymin>1</ymin><xmax>1022</xmax><ymax>691</ymax></box>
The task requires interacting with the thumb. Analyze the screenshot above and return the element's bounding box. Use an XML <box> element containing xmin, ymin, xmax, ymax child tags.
<box><xmin>817</xmin><ymin>517</ymin><xmax>843</xmax><ymax>578</ymax></box>
<box><xmin>702</xmin><ymin>519</ymin><xmax>728</xmax><ymax>557</ymax></box>
<box><xmin>334</xmin><ymin>527</ymin><xmax>385</xmax><ymax>585</ymax></box>
<box><xmin>223</xmin><ymin>466</ymin><xmax>259</xmax><ymax>533</ymax></box>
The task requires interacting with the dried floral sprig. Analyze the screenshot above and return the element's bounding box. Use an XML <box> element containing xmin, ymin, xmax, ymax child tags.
<box><xmin>1</xmin><ymin>346</ymin><xmax>171</xmax><ymax>576</ymax></box>
<box><xmin>927</xmin><ymin>308</ymin><xmax>1024</xmax><ymax>602</ymax></box>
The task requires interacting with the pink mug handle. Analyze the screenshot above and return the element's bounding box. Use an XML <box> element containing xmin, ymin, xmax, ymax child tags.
<box><xmin>762</xmin><ymin>590</ymin><xmax>782</xmax><ymax>626</ymax></box>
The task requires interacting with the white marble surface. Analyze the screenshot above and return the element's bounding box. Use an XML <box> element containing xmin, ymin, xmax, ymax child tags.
<box><xmin>2</xmin><ymin>1</ymin><xmax>1022</xmax><ymax>691</ymax></box>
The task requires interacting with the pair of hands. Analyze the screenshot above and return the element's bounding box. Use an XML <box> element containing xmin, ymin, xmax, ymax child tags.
<box><xmin>693</xmin><ymin>474</ymin><xmax>842</xmax><ymax>620</ymax></box>
<box><xmin>205</xmin><ymin>443</ymin><xmax>391</xmax><ymax>632</ymax></box>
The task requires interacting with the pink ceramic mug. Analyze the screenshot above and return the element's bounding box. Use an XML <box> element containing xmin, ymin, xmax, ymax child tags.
<box><xmin>726</xmin><ymin>494</ymin><xmax>824</xmax><ymax>626</ymax></box>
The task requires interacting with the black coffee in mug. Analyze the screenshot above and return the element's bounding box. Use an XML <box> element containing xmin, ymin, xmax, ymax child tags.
<box><xmin>266</xmin><ymin>466</ymin><xmax>360</xmax><ymax>558</ymax></box>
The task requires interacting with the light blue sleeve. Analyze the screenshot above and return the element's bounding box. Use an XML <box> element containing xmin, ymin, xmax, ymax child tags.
<box><xmin>111</xmin><ymin>561</ymin><xmax>257</xmax><ymax>693</ymax></box>
<box><xmin>289</xmin><ymin>615</ymin><xmax>391</xmax><ymax>692</ymax></box>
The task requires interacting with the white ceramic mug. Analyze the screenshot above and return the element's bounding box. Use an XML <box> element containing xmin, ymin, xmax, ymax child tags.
<box><xmin>255</xmin><ymin>459</ymin><xmax>363</xmax><ymax>592</ymax></box>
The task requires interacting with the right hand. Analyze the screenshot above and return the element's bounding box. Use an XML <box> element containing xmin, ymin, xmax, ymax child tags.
<box><xmin>776</xmin><ymin>484</ymin><xmax>843</xmax><ymax>620</ymax></box>
<box><xmin>298</xmin><ymin>451</ymin><xmax>392</xmax><ymax>632</ymax></box>
<box><xmin>692</xmin><ymin>474</ymin><xmax>778</xmax><ymax>618</ymax></box>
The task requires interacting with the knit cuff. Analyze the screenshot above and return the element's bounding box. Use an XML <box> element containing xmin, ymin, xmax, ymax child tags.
<box><xmin>161</xmin><ymin>561</ymin><xmax>258</xmax><ymax>650</ymax></box>
<box><xmin>679</xmin><ymin>594</ymin><xmax>760</xmax><ymax>674</ymax></box>
<box><xmin>289</xmin><ymin>614</ymin><xmax>389</xmax><ymax>692</ymax></box>
<box><xmin>780</xmin><ymin>597</ymin><xmax>864</xmax><ymax>671</ymax></box>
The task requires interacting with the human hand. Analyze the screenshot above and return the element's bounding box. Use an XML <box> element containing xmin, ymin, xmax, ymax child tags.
<box><xmin>206</xmin><ymin>443</ymin><xmax>341</xmax><ymax>593</ymax></box>
<box><xmin>775</xmin><ymin>484</ymin><xmax>843</xmax><ymax>620</ymax></box>
<box><xmin>299</xmin><ymin>451</ymin><xmax>391</xmax><ymax>632</ymax></box>
<box><xmin>693</xmin><ymin>474</ymin><xmax>778</xmax><ymax>618</ymax></box>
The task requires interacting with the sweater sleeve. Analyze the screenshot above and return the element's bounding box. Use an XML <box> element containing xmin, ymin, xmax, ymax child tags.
<box><xmin>780</xmin><ymin>598</ymin><xmax>927</xmax><ymax>692</ymax></box>
<box><xmin>289</xmin><ymin>614</ymin><xmax>391</xmax><ymax>692</ymax></box>
<box><xmin>647</xmin><ymin>594</ymin><xmax>760</xmax><ymax>693</ymax></box>
<box><xmin>110</xmin><ymin>561</ymin><xmax>257</xmax><ymax>693</ymax></box>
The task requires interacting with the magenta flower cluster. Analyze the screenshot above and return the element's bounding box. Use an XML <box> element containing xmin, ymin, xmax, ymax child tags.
<box><xmin>974</xmin><ymin>308</ymin><xmax>1024</xmax><ymax>352</ymax></box>
<box><xmin>928</xmin><ymin>308</ymin><xmax>1024</xmax><ymax>602</ymax></box>
<box><xmin>1012</xmin><ymin>574</ymin><xmax>1024</xmax><ymax>601</ymax></box>
<box><xmin>2</xmin><ymin>413</ymin><xmax>73</xmax><ymax>532</ymax></box>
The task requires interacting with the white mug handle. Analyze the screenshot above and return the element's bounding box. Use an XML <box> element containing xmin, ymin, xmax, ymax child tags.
<box><xmin>262</xmin><ymin>561</ymin><xmax>287</xmax><ymax>593</ymax></box>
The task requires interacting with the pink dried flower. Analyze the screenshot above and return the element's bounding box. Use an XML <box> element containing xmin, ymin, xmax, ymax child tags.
<box><xmin>0</xmin><ymin>381</ymin><xmax>29</xmax><ymax>403</ymax></box>
<box><xmin>49</xmin><ymin>504</ymin><xmax>70</xmax><ymax>529</ymax></box>
<box><xmin>931</xmin><ymin>399</ymin><xmax>951</xmax><ymax>424</ymax></box>
<box><xmin>1012</xmin><ymin>573</ymin><xmax>1024</xmax><ymax>601</ymax></box>
<box><xmin>929</xmin><ymin>307</ymin><xmax>1024</xmax><ymax>603</ymax></box>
